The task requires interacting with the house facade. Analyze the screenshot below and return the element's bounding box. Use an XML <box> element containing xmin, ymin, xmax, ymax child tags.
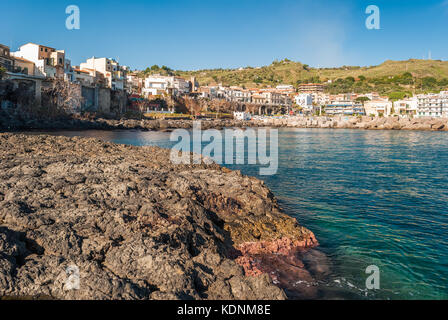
<box><xmin>295</xmin><ymin>93</ymin><xmax>313</xmax><ymax>111</ymax></box>
<box><xmin>143</xmin><ymin>75</ymin><xmax>171</xmax><ymax>96</ymax></box>
<box><xmin>80</xmin><ymin>57</ymin><xmax>126</xmax><ymax>90</ymax></box>
<box><xmin>125</xmin><ymin>73</ymin><xmax>144</xmax><ymax>94</ymax></box>
<box><xmin>12</xmin><ymin>43</ymin><xmax>66</xmax><ymax>79</ymax></box>
<box><xmin>0</xmin><ymin>44</ymin><xmax>15</xmax><ymax>72</ymax></box>
<box><xmin>393</xmin><ymin>97</ymin><xmax>418</xmax><ymax>116</ymax></box>
<box><xmin>298</xmin><ymin>83</ymin><xmax>325</xmax><ymax>94</ymax></box>
<box><xmin>416</xmin><ymin>92</ymin><xmax>448</xmax><ymax>118</ymax></box>
<box><xmin>72</xmin><ymin>68</ymin><xmax>96</xmax><ymax>87</ymax></box>
<box><xmin>12</xmin><ymin>57</ymin><xmax>35</xmax><ymax>76</ymax></box>
<box><xmin>325</xmin><ymin>102</ymin><xmax>365</xmax><ymax>116</ymax></box>
<box><xmin>364</xmin><ymin>100</ymin><xmax>393</xmax><ymax>117</ymax></box>
<box><xmin>143</xmin><ymin>75</ymin><xmax>190</xmax><ymax>97</ymax></box>
<box><xmin>228</xmin><ymin>88</ymin><xmax>252</xmax><ymax>103</ymax></box>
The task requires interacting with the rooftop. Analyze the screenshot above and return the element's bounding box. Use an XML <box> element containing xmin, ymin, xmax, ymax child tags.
<box><xmin>13</xmin><ymin>56</ymin><xmax>34</xmax><ymax>63</ymax></box>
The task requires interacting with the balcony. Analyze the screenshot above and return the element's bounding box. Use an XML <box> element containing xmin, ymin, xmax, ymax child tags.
<box><xmin>1</xmin><ymin>64</ymin><xmax>29</xmax><ymax>75</ymax></box>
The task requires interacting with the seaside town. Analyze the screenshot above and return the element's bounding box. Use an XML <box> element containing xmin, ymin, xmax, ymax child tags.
<box><xmin>2</xmin><ymin>0</ymin><xmax>448</xmax><ymax>305</ymax></box>
<box><xmin>1</xmin><ymin>42</ymin><xmax>448</xmax><ymax>123</ymax></box>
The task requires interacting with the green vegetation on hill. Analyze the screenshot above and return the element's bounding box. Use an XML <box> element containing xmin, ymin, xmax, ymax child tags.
<box><xmin>139</xmin><ymin>65</ymin><xmax>175</xmax><ymax>77</ymax></box>
<box><xmin>173</xmin><ymin>59</ymin><xmax>448</xmax><ymax>95</ymax></box>
<box><xmin>325</xmin><ymin>72</ymin><xmax>448</xmax><ymax>96</ymax></box>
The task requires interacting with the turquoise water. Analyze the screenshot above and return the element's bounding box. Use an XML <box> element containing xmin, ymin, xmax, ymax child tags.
<box><xmin>39</xmin><ymin>128</ymin><xmax>448</xmax><ymax>300</ymax></box>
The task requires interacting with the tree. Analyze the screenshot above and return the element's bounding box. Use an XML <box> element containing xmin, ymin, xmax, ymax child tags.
<box><xmin>345</xmin><ymin>76</ymin><xmax>355</xmax><ymax>83</ymax></box>
<box><xmin>42</xmin><ymin>80</ymin><xmax>84</xmax><ymax>115</ymax></box>
<box><xmin>254</xmin><ymin>77</ymin><xmax>262</xmax><ymax>84</ymax></box>
<box><xmin>421</xmin><ymin>77</ymin><xmax>437</xmax><ymax>90</ymax></box>
<box><xmin>388</xmin><ymin>92</ymin><xmax>407</xmax><ymax>101</ymax></box>
<box><xmin>135</xmin><ymin>99</ymin><xmax>149</xmax><ymax>114</ymax></box>
<box><xmin>438</xmin><ymin>78</ymin><xmax>448</xmax><ymax>87</ymax></box>
<box><xmin>0</xmin><ymin>66</ymin><xmax>6</xmax><ymax>80</ymax></box>
<box><xmin>355</xmin><ymin>96</ymin><xmax>371</xmax><ymax>104</ymax></box>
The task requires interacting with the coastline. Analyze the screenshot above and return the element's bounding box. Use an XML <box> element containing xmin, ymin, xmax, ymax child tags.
<box><xmin>0</xmin><ymin>133</ymin><xmax>320</xmax><ymax>300</ymax></box>
<box><xmin>1</xmin><ymin>114</ymin><xmax>448</xmax><ymax>132</ymax></box>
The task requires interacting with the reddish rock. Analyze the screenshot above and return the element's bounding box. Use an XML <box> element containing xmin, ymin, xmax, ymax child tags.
<box><xmin>233</xmin><ymin>235</ymin><xmax>321</xmax><ymax>299</ymax></box>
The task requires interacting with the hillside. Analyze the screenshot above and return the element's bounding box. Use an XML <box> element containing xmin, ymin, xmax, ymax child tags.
<box><xmin>173</xmin><ymin>59</ymin><xmax>448</xmax><ymax>95</ymax></box>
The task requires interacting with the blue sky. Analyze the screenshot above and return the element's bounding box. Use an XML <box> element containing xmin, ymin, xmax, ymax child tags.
<box><xmin>1</xmin><ymin>0</ymin><xmax>448</xmax><ymax>70</ymax></box>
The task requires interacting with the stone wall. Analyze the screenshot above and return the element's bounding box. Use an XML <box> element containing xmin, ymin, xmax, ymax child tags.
<box><xmin>98</xmin><ymin>87</ymin><xmax>111</xmax><ymax>114</ymax></box>
<box><xmin>81</xmin><ymin>86</ymin><xmax>96</xmax><ymax>111</ymax></box>
<box><xmin>0</xmin><ymin>78</ymin><xmax>38</xmax><ymax>111</ymax></box>
<box><xmin>110</xmin><ymin>90</ymin><xmax>127</xmax><ymax>115</ymax></box>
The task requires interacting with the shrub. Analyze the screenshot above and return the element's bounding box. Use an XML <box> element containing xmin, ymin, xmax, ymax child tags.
<box><xmin>0</xmin><ymin>66</ymin><xmax>6</xmax><ymax>79</ymax></box>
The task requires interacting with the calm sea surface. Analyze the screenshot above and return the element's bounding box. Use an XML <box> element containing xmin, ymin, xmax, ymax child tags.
<box><xmin>35</xmin><ymin>128</ymin><xmax>448</xmax><ymax>300</ymax></box>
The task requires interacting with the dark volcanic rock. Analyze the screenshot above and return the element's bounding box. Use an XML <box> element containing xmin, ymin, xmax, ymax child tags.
<box><xmin>0</xmin><ymin>133</ymin><xmax>317</xmax><ymax>300</ymax></box>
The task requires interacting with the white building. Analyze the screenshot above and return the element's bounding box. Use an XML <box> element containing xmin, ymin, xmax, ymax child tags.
<box><xmin>126</xmin><ymin>73</ymin><xmax>143</xmax><ymax>94</ymax></box>
<box><xmin>276</xmin><ymin>84</ymin><xmax>295</xmax><ymax>90</ymax></box>
<box><xmin>216</xmin><ymin>85</ymin><xmax>229</xmax><ymax>99</ymax></box>
<box><xmin>199</xmin><ymin>86</ymin><xmax>218</xmax><ymax>99</ymax></box>
<box><xmin>416</xmin><ymin>92</ymin><xmax>448</xmax><ymax>118</ymax></box>
<box><xmin>12</xmin><ymin>43</ymin><xmax>67</xmax><ymax>79</ymax></box>
<box><xmin>64</xmin><ymin>58</ymin><xmax>73</xmax><ymax>82</ymax></box>
<box><xmin>359</xmin><ymin>92</ymin><xmax>381</xmax><ymax>101</ymax></box>
<box><xmin>325</xmin><ymin>102</ymin><xmax>365</xmax><ymax>116</ymax></box>
<box><xmin>228</xmin><ymin>88</ymin><xmax>252</xmax><ymax>103</ymax></box>
<box><xmin>144</xmin><ymin>75</ymin><xmax>169</xmax><ymax>96</ymax></box>
<box><xmin>295</xmin><ymin>93</ymin><xmax>313</xmax><ymax>112</ymax></box>
<box><xmin>251</xmin><ymin>90</ymin><xmax>291</xmax><ymax>107</ymax></box>
<box><xmin>72</xmin><ymin>68</ymin><xmax>96</xmax><ymax>86</ymax></box>
<box><xmin>143</xmin><ymin>75</ymin><xmax>190</xmax><ymax>97</ymax></box>
<box><xmin>311</xmin><ymin>93</ymin><xmax>330</xmax><ymax>107</ymax></box>
<box><xmin>393</xmin><ymin>97</ymin><xmax>418</xmax><ymax>116</ymax></box>
<box><xmin>364</xmin><ymin>100</ymin><xmax>393</xmax><ymax>117</ymax></box>
<box><xmin>233</xmin><ymin>112</ymin><xmax>252</xmax><ymax>120</ymax></box>
<box><xmin>80</xmin><ymin>57</ymin><xmax>126</xmax><ymax>90</ymax></box>
<box><xmin>173</xmin><ymin>76</ymin><xmax>190</xmax><ymax>95</ymax></box>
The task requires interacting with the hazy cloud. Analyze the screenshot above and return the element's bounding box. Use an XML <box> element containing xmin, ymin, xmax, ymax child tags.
<box><xmin>442</xmin><ymin>0</ymin><xmax>448</xmax><ymax>11</ymax></box>
<box><xmin>289</xmin><ymin>1</ymin><xmax>357</xmax><ymax>67</ymax></box>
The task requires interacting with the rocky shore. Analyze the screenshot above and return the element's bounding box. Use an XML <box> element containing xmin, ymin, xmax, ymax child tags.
<box><xmin>0</xmin><ymin>112</ymin><xmax>250</xmax><ymax>132</ymax></box>
<box><xmin>261</xmin><ymin>115</ymin><xmax>448</xmax><ymax>131</ymax></box>
<box><xmin>2</xmin><ymin>112</ymin><xmax>448</xmax><ymax>132</ymax></box>
<box><xmin>0</xmin><ymin>133</ymin><xmax>320</xmax><ymax>300</ymax></box>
